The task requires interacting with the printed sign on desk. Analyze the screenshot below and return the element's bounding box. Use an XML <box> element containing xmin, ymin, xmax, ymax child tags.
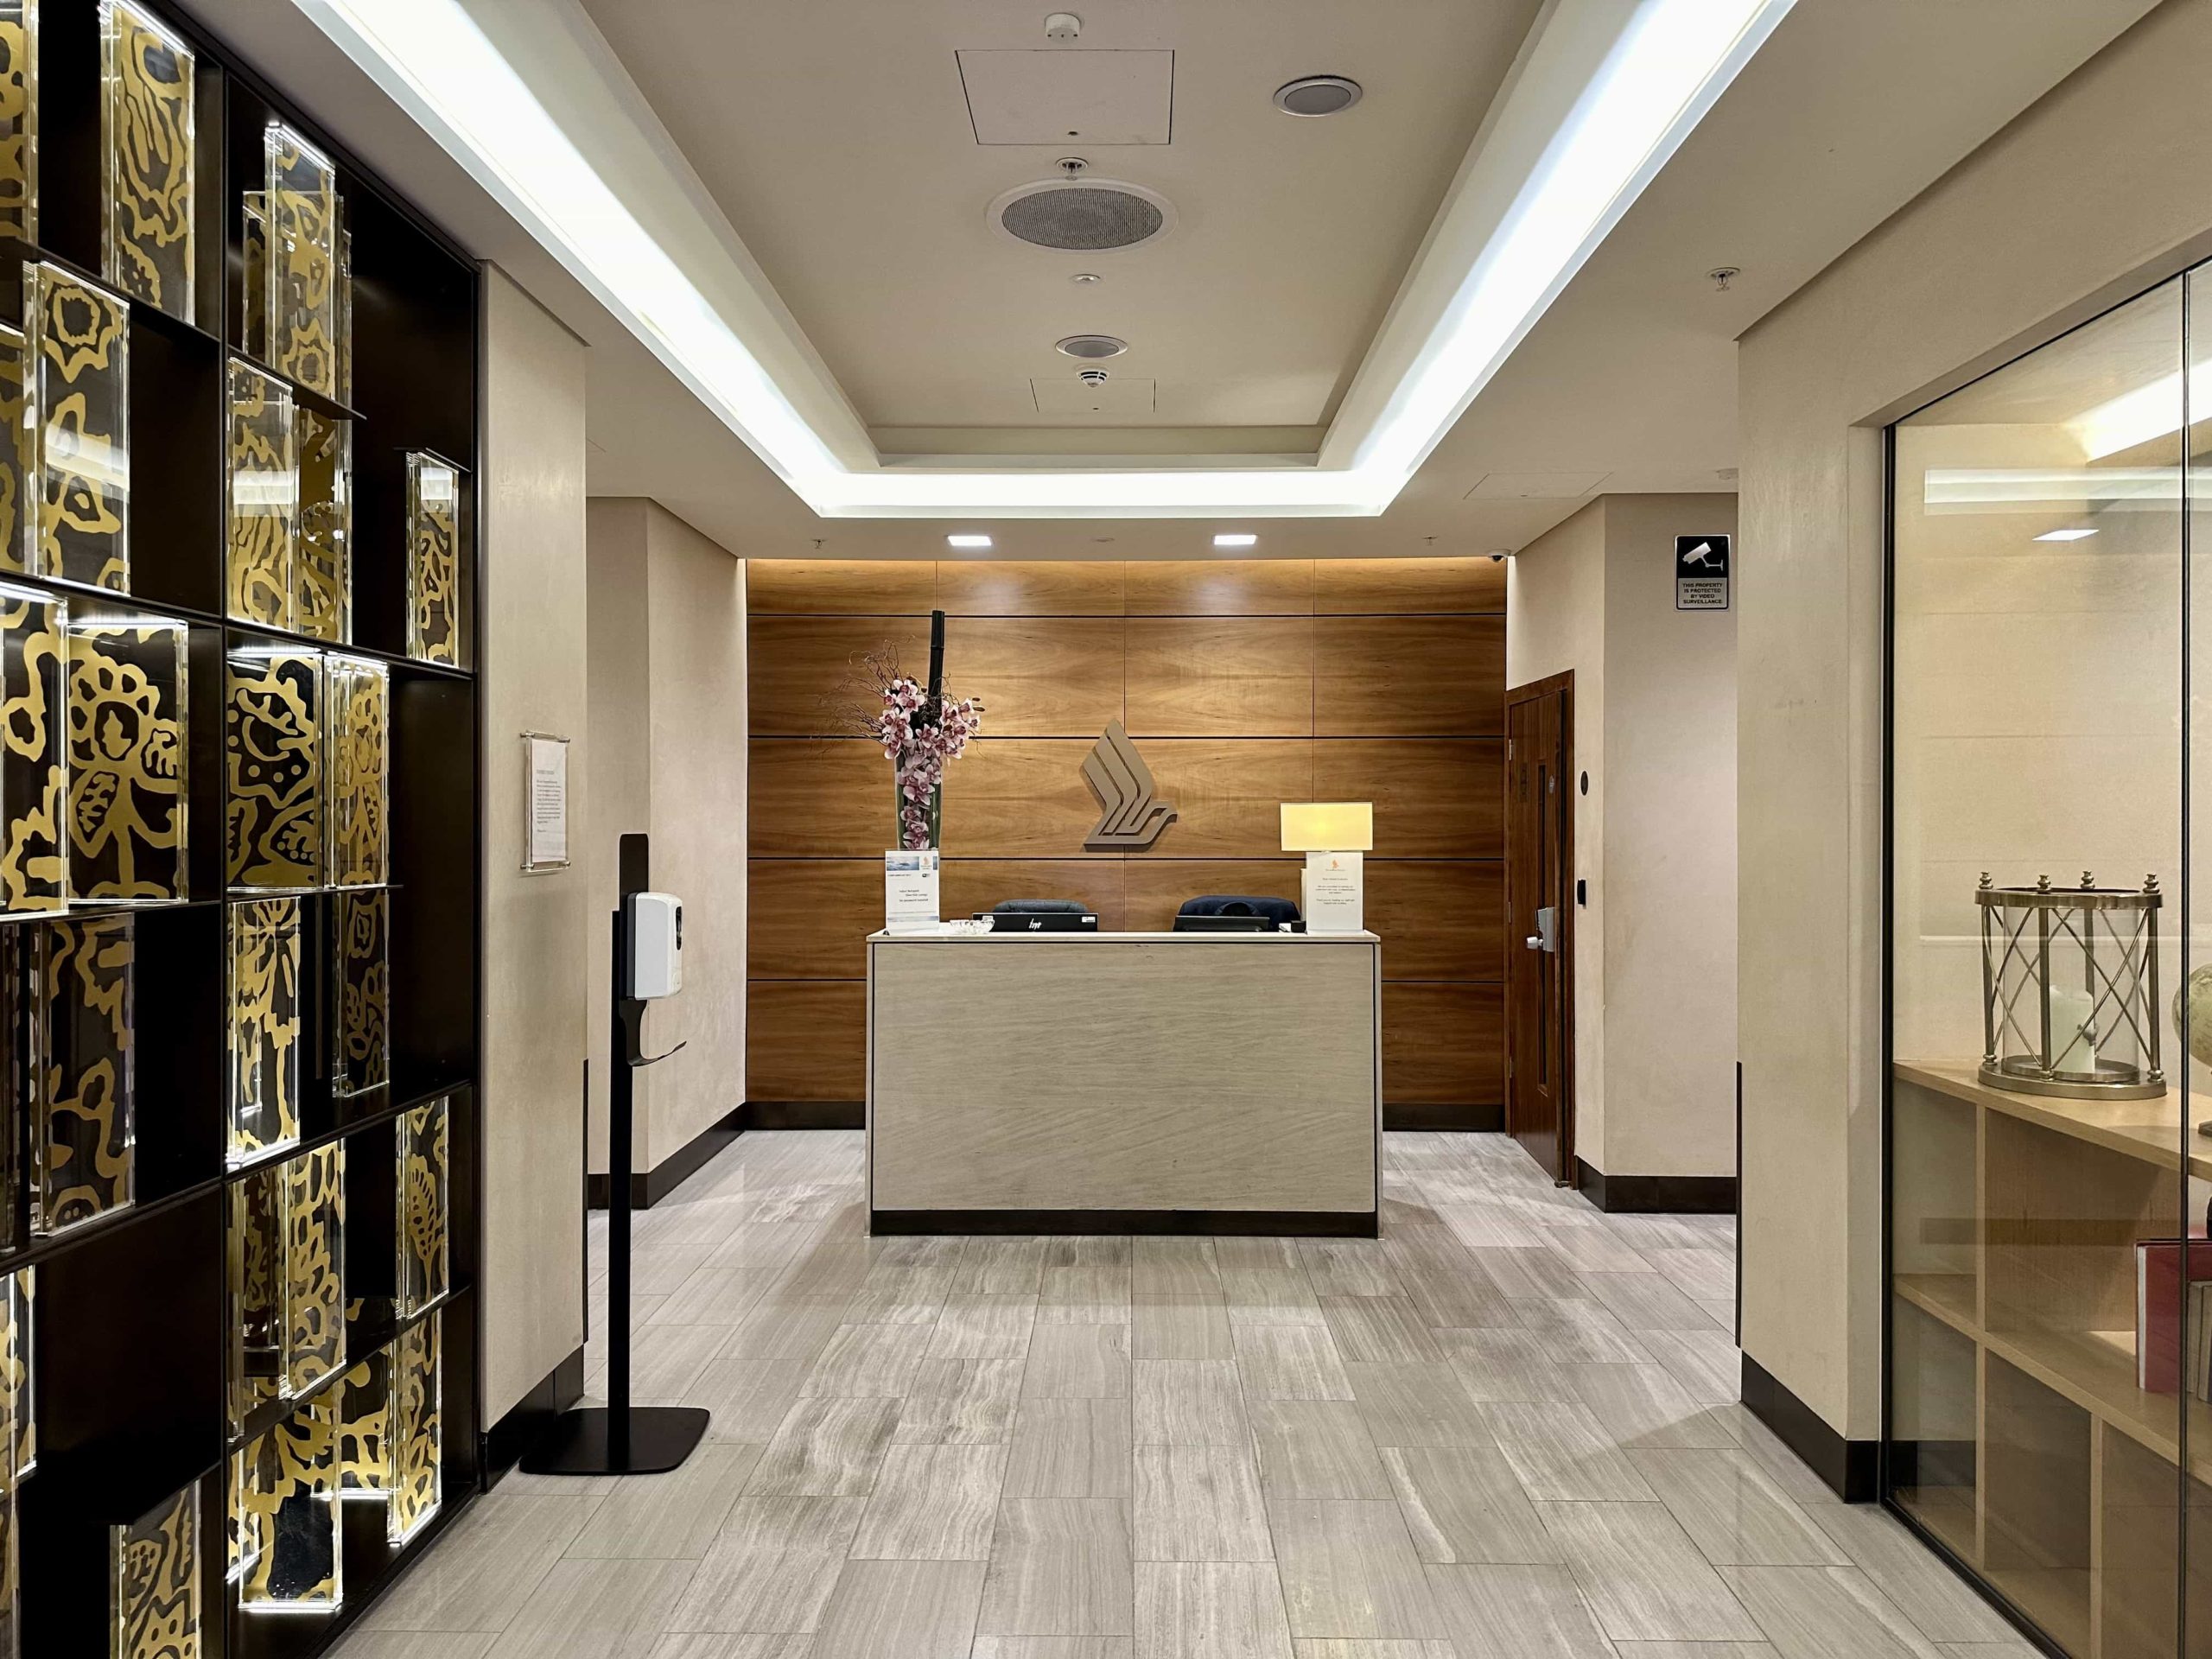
<box><xmin>884</xmin><ymin>849</ymin><xmax>941</xmax><ymax>935</ymax></box>
<box><xmin>1675</xmin><ymin>534</ymin><xmax>1731</xmax><ymax>611</ymax></box>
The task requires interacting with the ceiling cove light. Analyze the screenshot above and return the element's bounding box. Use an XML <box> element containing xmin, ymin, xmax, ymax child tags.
<box><xmin>1212</xmin><ymin>533</ymin><xmax>1259</xmax><ymax>548</ymax></box>
<box><xmin>293</xmin><ymin>0</ymin><xmax>1793</xmax><ymax>519</ymax></box>
<box><xmin>2033</xmin><ymin>528</ymin><xmax>2100</xmax><ymax>542</ymax></box>
<box><xmin>945</xmin><ymin>534</ymin><xmax>994</xmax><ymax>550</ymax></box>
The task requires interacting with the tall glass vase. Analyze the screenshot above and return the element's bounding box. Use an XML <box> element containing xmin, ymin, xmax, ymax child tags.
<box><xmin>893</xmin><ymin>780</ymin><xmax>942</xmax><ymax>851</ymax></box>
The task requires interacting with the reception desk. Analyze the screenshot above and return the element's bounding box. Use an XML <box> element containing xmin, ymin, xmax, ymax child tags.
<box><xmin>866</xmin><ymin>930</ymin><xmax>1381</xmax><ymax>1236</ymax></box>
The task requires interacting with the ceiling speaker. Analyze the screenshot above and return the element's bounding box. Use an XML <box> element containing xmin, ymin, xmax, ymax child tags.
<box><xmin>989</xmin><ymin>179</ymin><xmax>1175</xmax><ymax>253</ymax></box>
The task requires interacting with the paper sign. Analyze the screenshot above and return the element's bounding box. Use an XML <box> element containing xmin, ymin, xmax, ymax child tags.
<box><xmin>524</xmin><ymin>734</ymin><xmax>569</xmax><ymax>872</ymax></box>
<box><xmin>884</xmin><ymin>849</ymin><xmax>941</xmax><ymax>934</ymax></box>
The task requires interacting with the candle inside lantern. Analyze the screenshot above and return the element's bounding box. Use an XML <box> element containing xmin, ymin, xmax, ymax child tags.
<box><xmin>2050</xmin><ymin>982</ymin><xmax>2099</xmax><ymax>1077</ymax></box>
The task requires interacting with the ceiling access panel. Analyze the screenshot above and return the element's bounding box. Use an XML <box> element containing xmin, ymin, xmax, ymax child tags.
<box><xmin>958</xmin><ymin>48</ymin><xmax>1174</xmax><ymax>144</ymax></box>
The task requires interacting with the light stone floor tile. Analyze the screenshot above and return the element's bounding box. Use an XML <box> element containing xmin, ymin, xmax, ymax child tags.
<box><xmin>664</xmin><ymin>1496</ymin><xmax>866</xmax><ymax>1634</ymax></box>
<box><xmin>1343</xmin><ymin>1362</ymin><xmax>1493</xmax><ymax>1449</ymax></box>
<box><xmin>1300</xmin><ymin>1240</ymin><xmax>1402</xmax><ymax>1297</ymax></box>
<box><xmin>1636</xmin><ymin>1326</ymin><xmax>1741</xmax><ymax>1405</ymax></box>
<box><xmin>688</xmin><ymin>1358</ymin><xmax>811</xmax><ymax>1444</ymax></box>
<box><xmin>1479</xmin><ymin>1401</ymin><xmax>1656</xmax><ymax>1502</ymax></box>
<box><xmin>960</xmin><ymin>1239</ymin><xmax>1049</xmax><ymax>1295</ymax></box>
<box><xmin>1465</xmin><ymin>1246</ymin><xmax>1593</xmax><ymax>1304</ymax></box>
<box><xmin>1130</xmin><ymin>1238</ymin><xmax>1221</xmax><ymax>1296</ymax></box>
<box><xmin>1134</xmin><ymin>1294</ymin><xmax>1236</xmax><ymax>1360</ymax></box>
<box><xmin>893</xmin><ymin>1357</ymin><xmax>1027</xmax><ymax>1446</ymax></box>
<box><xmin>1380</xmin><ymin>1445</ymin><xmax>1556</xmax><ymax>1566</ymax></box>
<box><xmin>567</xmin><ymin>1443</ymin><xmax>764</xmax><ymax>1559</ymax></box>
<box><xmin>1041</xmin><ymin>1262</ymin><xmax>1134</xmax><ymax>1325</ymax></box>
<box><xmin>1005</xmin><ymin>1397</ymin><xmax>1135</xmax><ymax>1498</ymax></box>
<box><xmin>1134</xmin><ymin>1358</ymin><xmax>1251</xmax><ymax>1446</ymax></box>
<box><xmin>1433</xmin><ymin>1327</ymin><xmax>1569</xmax><ymax>1403</ymax></box>
<box><xmin>1323</xmin><ymin>1297</ymin><xmax>1447</xmax><ymax>1363</ymax></box>
<box><xmin>1291</xmin><ymin>1644</ymin><xmax>1457</xmax><ymax>1658</ymax></box>
<box><xmin>646</xmin><ymin>1636</ymin><xmax>817</xmax><ymax>1657</ymax></box>
<box><xmin>801</xmin><ymin>1323</ymin><xmax>935</xmax><ymax>1396</ymax></box>
<box><xmin>1269</xmin><ymin>1499</ymin><xmax>1446</xmax><ymax>1641</ymax></box>
<box><xmin>1541</xmin><ymin>1223</ymin><xmax>1658</xmax><ymax>1275</ymax></box>
<box><xmin>1611</xmin><ymin>1647</ymin><xmax>1778</xmax><ymax>1658</ymax></box>
<box><xmin>724</xmin><ymin>1298</ymin><xmax>855</xmax><ymax>1365</ymax></box>
<box><xmin>1514</xmin><ymin>1297</ymin><xmax>1656</xmax><ymax>1365</ymax></box>
<box><xmin>1647</xmin><ymin>1248</ymin><xmax>1737</xmax><ymax>1304</ymax></box>
<box><xmin>650</xmin><ymin>1268</ymin><xmax>773</xmax><ymax>1328</ymax></box>
<box><xmin>1026</xmin><ymin>1322</ymin><xmax>1133</xmax><ymax>1398</ymax></box>
<box><xmin>980</xmin><ymin>1498</ymin><xmax>1138</xmax><ymax>1637</ymax></box>
<box><xmin>1135</xmin><ymin>1443</ymin><xmax>1274</xmax><ymax>1562</ymax></box>
<box><xmin>1802</xmin><ymin>1503</ymin><xmax>2021</xmax><ymax>1643</ymax></box>
<box><xmin>1251</xmin><ymin>1400</ymin><xmax>1396</xmax><ymax>1501</ymax></box>
<box><xmin>1223</xmin><ymin>1263</ymin><xmax>1329</xmax><ymax>1327</ymax></box>
<box><xmin>1422</xmin><ymin>1563</ymin><xmax>1616</xmax><ymax>1659</ymax></box>
<box><xmin>1585</xmin><ymin>1269</ymin><xmax>1725</xmax><ymax>1332</ymax></box>
<box><xmin>483</xmin><ymin>1556</ymin><xmax>699</xmax><ymax>1656</ymax></box>
<box><xmin>591</xmin><ymin>1323</ymin><xmax>734</xmax><ymax>1405</ymax></box>
<box><xmin>1535</xmin><ymin>1501</ymin><xmax>1764</xmax><ymax>1643</ymax></box>
<box><xmin>360</xmin><ymin>1495</ymin><xmax>602</xmax><ymax>1632</ymax></box>
<box><xmin>809</xmin><ymin>1558</ymin><xmax>986</xmax><ymax>1659</ymax></box>
<box><xmin>331</xmin><ymin>1637</ymin><xmax>499</xmax><ymax>1658</ymax></box>
<box><xmin>1628</xmin><ymin>1449</ymin><xmax>1851</xmax><ymax>1568</ymax></box>
<box><xmin>745</xmin><ymin>1397</ymin><xmax>902</xmax><ymax>1497</ymax></box>
<box><xmin>974</xmin><ymin>1641</ymin><xmax>1136</xmax><ymax>1659</ymax></box>
<box><xmin>1135</xmin><ymin>1561</ymin><xmax>1296</xmax><ymax>1659</ymax></box>
<box><xmin>1236</xmin><ymin>1324</ymin><xmax>1357</xmax><ymax>1400</ymax></box>
<box><xmin>849</xmin><ymin>1441</ymin><xmax>1008</xmax><ymax>1560</ymax></box>
<box><xmin>929</xmin><ymin>1294</ymin><xmax>1040</xmax><ymax>1360</ymax></box>
<box><xmin>1713</xmin><ymin>1566</ymin><xmax>1947</xmax><ymax>1659</ymax></box>
<box><xmin>1563</xmin><ymin>1362</ymin><xmax>1739</xmax><ymax>1452</ymax></box>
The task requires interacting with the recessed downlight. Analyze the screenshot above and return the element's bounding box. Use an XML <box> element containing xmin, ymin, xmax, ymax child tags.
<box><xmin>1213</xmin><ymin>533</ymin><xmax>1257</xmax><ymax>549</ymax></box>
<box><xmin>1056</xmin><ymin>334</ymin><xmax>1128</xmax><ymax>360</ymax></box>
<box><xmin>946</xmin><ymin>534</ymin><xmax>993</xmax><ymax>550</ymax></box>
<box><xmin>2034</xmin><ymin>528</ymin><xmax>2099</xmax><ymax>543</ymax></box>
<box><xmin>1274</xmin><ymin>75</ymin><xmax>1362</xmax><ymax>118</ymax></box>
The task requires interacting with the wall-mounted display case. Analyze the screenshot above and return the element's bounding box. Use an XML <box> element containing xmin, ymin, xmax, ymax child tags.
<box><xmin>65</xmin><ymin>615</ymin><xmax>185</xmax><ymax>902</ymax></box>
<box><xmin>1887</xmin><ymin>256</ymin><xmax>2212</xmax><ymax>1658</ymax></box>
<box><xmin>24</xmin><ymin>262</ymin><xmax>128</xmax><ymax>593</ymax></box>
<box><xmin>98</xmin><ymin>0</ymin><xmax>194</xmax><ymax>324</ymax></box>
<box><xmin>109</xmin><ymin>1480</ymin><xmax>199</xmax><ymax>1659</ymax></box>
<box><xmin>24</xmin><ymin>915</ymin><xmax>133</xmax><ymax>1237</ymax></box>
<box><xmin>404</xmin><ymin>452</ymin><xmax>461</xmax><ymax>667</ymax></box>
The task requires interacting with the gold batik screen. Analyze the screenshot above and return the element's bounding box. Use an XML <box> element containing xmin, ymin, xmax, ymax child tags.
<box><xmin>0</xmin><ymin>324</ymin><xmax>27</xmax><ymax>578</ymax></box>
<box><xmin>283</xmin><ymin>1142</ymin><xmax>342</xmax><ymax>1396</ymax></box>
<box><xmin>66</xmin><ymin>620</ymin><xmax>185</xmax><ymax>901</ymax></box>
<box><xmin>29</xmin><ymin>916</ymin><xmax>133</xmax><ymax>1237</ymax></box>
<box><xmin>327</xmin><ymin>654</ymin><xmax>385</xmax><ymax>886</ymax></box>
<box><xmin>234</xmin><ymin>1395</ymin><xmax>340</xmax><ymax>1612</ymax></box>
<box><xmin>111</xmin><ymin>1481</ymin><xmax>200</xmax><ymax>1659</ymax></box>
<box><xmin>264</xmin><ymin>126</ymin><xmax>337</xmax><ymax>398</ymax></box>
<box><xmin>0</xmin><ymin>585</ymin><xmax>66</xmax><ymax>912</ymax></box>
<box><xmin>224</xmin><ymin>359</ymin><xmax>293</xmax><ymax>630</ymax></box>
<box><xmin>25</xmin><ymin>264</ymin><xmax>130</xmax><ymax>592</ymax></box>
<box><xmin>227</xmin><ymin>1162</ymin><xmax>284</xmax><ymax>1429</ymax></box>
<box><xmin>405</xmin><ymin>453</ymin><xmax>461</xmax><ymax>665</ymax></box>
<box><xmin>0</xmin><ymin>1</ymin><xmax>36</xmax><ymax>246</ymax></box>
<box><xmin>334</xmin><ymin>888</ymin><xmax>385</xmax><ymax>1099</ymax></box>
<box><xmin>99</xmin><ymin>0</ymin><xmax>194</xmax><ymax>324</ymax></box>
<box><xmin>294</xmin><ymin>408</ymin><xmax>347</xmax><ymax>643</ymax></box>
<box><xmin>0</xmin><ymin>1483</ymin><xmax>16</xmax><ymax>1659</ymax></box>
<box><xmin>395</xmin><ymin>1096</ymin><xmax>447</xmax><ymax>1315</ymax></box>
<box><xmin>388</xmin><ymin>1313</ymin><xmax>439</xmax><ymax>1546</ymax></box>
<box><xmin>226</xmin><ymin>649</ymin><xmax>321</xmax><ymax>890</ymax></box>
<box><xmin>226</xmin><ymin>898</ymin><xmax>300</xmax><ymax>1166</ymax></box>
<box><xmin>0</xmin><ymin>1268</ymin><xmax>28</xmax><ymax>1487</ymax></box>
<box><xmin>338</xmin><ymin>1344</ymin><xmax>387</xmax><ymax>1495</ymax></box>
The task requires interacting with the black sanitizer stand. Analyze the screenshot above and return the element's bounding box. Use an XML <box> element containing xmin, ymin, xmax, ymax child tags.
<box><xmin>523</xmin><ymin>832</ymin><xmax>710</xmax><ymax>1474</ymax></box>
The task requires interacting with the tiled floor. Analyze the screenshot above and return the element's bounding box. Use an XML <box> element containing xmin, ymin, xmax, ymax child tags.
<box><xmin>334</xmin><ymin>1129</ymin><xmax>2033</xmax><ymax>1658</ymax></box>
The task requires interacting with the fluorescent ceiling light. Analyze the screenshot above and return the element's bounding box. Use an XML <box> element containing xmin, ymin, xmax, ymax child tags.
<box><xmin>296</xmin><ymin>0</ymin><xmax>1792</xmax><ymax>518</ymax></box>
<box><xmin>2032</xmin><ymin>527</ymin><xmax>2099</xmax><ymax>542</ymax></box>
<box><xmin>1212</xmin><ymin>533</ymin><xmax>1258</xmax><ymax>548</ymax></box>
<box><xmin>944</xmin><ymin>534</ymin><xmax>993</xmax><ymax>549</ymax></box>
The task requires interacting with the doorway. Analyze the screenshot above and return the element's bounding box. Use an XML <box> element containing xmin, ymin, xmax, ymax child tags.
<box><xmin>1505</xmin><ymin>671</ymin><xmax>1573</xmax><ymax>1183</ymax></box>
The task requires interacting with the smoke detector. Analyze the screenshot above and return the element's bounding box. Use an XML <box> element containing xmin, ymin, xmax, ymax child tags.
<box><xmin>989</xmin><ymin>177</ymin><xmax>1176</xmax><ymax>253</ymax></box>
<box><xmin>1076</xmin><ymin>367</ymin><xmax>1111</xmax><ymax>386</ymax></box>
<box><xmin>1056</xmin><ymin>334</ymin><xmax>1127</xmax><ymax>360</ymax></box>
<box><xmin>1274</xmin><ymin>75</ymin><xmax>1363</xmax><ymax>117</ymax></box>
<box><xmin>1045</xmin><ymin>11</ymin><xmax>1080</xmax><ymax>40</ymax></box>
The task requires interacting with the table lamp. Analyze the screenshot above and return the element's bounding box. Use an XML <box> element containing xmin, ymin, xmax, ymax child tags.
<box><xmin>1281</xmin><ymin>802</ymin><xmax>1374</xmax><ymax>933</ymax></box>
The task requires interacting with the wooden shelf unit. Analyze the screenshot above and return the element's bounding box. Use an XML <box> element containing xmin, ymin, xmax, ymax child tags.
<box><xmin>0</xmin><ymin>6</ymin><xmax>484</xmax><ymax>1657</ymax></box>
<box><xmin>1891</xmin><ymin>1061</ymin><xmax>2211</xmax><ymax>1658</ymax></box>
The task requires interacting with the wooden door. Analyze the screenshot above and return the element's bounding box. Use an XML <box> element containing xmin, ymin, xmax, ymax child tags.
<box><xmin>1505</xmin><ymin>673</ymin><xmax>1573</xmax><ymax>1182</ymax></box>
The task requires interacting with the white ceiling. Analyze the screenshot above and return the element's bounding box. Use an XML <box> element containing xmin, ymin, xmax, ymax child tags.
<box><xmin>185</xmin><ymin>0</ymin><xmax>2159</xmax><ymax>556</ymax></box>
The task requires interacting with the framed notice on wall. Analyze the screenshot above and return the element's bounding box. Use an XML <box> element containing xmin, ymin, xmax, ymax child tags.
<box><xmin>523</xmin><ymin>733</ymin><xmax>570</xmax><ymax>872</ymax></box>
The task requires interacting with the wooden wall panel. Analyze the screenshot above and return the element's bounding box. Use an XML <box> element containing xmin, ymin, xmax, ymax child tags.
<box><xmin>1382</xmin><ymin>983</ymin><xmax>1504</xmax><ymax>1105</ymax></box>
<box><xmin>1311</xmin><ymin>556</ymin><xmax>1507</xmax><ymax>614</ymax></box>
<box><xmin>1123</xmin><ymin>861</ymin><xmax>1303</xmax><ymax>932</ymax></box>
<box><xmin>940</xmin><ymin>739</ymin><xmax>1112</xmax><ymax>857</ymax></box>
<box><xmin>1124</xmin><ymin>618</ymin><xmax>1314</xmax><ymax>737</ymax></box>
<box><xmin>953</xmin><ymin>616</ymin><xmax>1125</xmax><ymax>737</ymax></box>
<box><xmin>1123</xmin><ymin>561</ymin><xmax>1313</xmax><ymax>616</ymax></box>
<box><xmin>942</xmin><ymin>860</ymin><xmax>1128</xmax><ymax>928</ymax></box>
<box><xmin>751</xmin><ymin>739</ymin><xmax>899</xmax><ymax>857</ymax></box>
<box><xmin>1314</xmin><ymin>740</ymin><xmax>1503</xmax><ymax>857</ymax></box>
<box><xmin>1314</xmin><ymin>616</ymin><xmax>1505</xmax><ymax>737</ymax></box>
<box><xmin>935</xmin><ymin>559</ymin><xmax>1123</xmax><ymax>615</ymax></box>
<box><xmin>1143</xmin><ymin>740</ymin><xmax>1315</xmax><ymax>857</ymax></box>
<box><xmin>750</xmin><ymin>859</ymin><xmax>884</xmax><ymax>979</ymax></box>
<box><xmin>1364</xmin><ymin>861</ymin><xmax>1505</xmax><ymax>982</ymax></box>
<box><xmin>750</xmin><ymin>614</ymin><xmax>929</xmax><ymax>736</ymax></box>
<box><xmin>749</xmin><ymin>981</ymin><xmax>868</xmax><ymax>1100</ymax></box>
<box><xmin>748</xmin><ymin>558</ymin><xmax>932</xmax><ymax>614</ymax></box>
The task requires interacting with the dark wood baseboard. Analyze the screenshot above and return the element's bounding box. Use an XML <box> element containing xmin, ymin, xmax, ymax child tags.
<box><xmin>588</xmin><ymin>1103</ymin><xmax>750</xmax><ymax>1210</ymax></box>
<box><xmin>871</xmin><ymin>1208</ymin><xmax>1378</xmax><ymax>1238</ymax></box>
<box><xmin>1741</xmin><ymin>1351</ymin><xmax>1877</xmax><ymax>1502</ymax></box>
<box><xmin>481</xmin><ymin>1344</ymin><xmax>586</xmax><ymax>1485</ymax></box>
<box><xmin>747</xmin><ymin>1099</ymin><xmax>866</xmax><ymax>1130</ymax></box>
<box><xmin>1384</xmin><ymin>1102</ymin><xmax>1503</xmax><ymax>1131</ymax></box>
<box><xmin>1575</xmin><ymin>1158</ymin><xmax>1738</xmax><ymax>1214</ymax></box>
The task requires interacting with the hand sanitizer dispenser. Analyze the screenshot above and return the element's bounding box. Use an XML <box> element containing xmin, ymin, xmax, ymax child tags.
<box><xmin>626</xmin><ymin>892</ymin><xmax>683</xmax><ymax>999</ymax></box>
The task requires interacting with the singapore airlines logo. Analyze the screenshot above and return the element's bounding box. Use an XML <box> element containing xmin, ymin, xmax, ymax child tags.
<box><xmin>1083</xmin><ymin>721</ymin><xmax>1177</xmax><ymax>850</ymax></box>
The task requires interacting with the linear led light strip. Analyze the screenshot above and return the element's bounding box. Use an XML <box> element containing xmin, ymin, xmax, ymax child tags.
<box><xmin>296</xmin><ymin>0</ymin><xmax>1792</xmax><ymax>519</ymax></box>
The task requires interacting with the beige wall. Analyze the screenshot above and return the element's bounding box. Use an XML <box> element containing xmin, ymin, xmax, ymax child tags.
<box><xmin>1738</xmin><ymin>0</ymin><xmax>2212</xmax><ymax>1440</ymax></box>
<box><xmin>1509</xmin><ymin>493</ymin><xmax>1738</xmax><ymax>1179</ymax></box>
<box><xmin>480</xmin><ymin>268</ymin><xmax>591</xmax><ymax>1421</ymax></box>
<box><xmin>586</xmin><ymin>499</ymin><xmax>749</xmax><ymax>1173</ymax></box>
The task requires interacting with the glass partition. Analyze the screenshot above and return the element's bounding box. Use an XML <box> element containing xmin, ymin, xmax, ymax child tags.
<box><xmin>1887</xmin><ymin>271</ymin><xmax>2202</xmax><ymax>1656</ymax></box>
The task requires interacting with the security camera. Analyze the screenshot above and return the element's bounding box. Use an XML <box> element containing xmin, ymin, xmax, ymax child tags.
<box><xmin>1486</xmin><ymin>549</ymin><xmax>1509</xmax><ymax>563</ymax></box>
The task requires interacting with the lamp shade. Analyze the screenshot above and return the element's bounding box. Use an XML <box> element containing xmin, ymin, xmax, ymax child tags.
<box><xmin>1280</xmin><ymin>802</ymin><xmax>1374</xmax><ymax>853</ymax></box>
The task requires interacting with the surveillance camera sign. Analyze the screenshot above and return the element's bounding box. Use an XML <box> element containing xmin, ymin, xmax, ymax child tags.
<box><xmin>1675</xmin><ymin>535</ymin><xmax>1730</xmax><ymax>611</ymax></box>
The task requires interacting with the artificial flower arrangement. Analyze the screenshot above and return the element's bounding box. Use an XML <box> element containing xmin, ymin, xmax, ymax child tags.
<box><xmin>841</xmin><ymin>645</ymin><xmax>983</xmax><ymax>851</ymax></box>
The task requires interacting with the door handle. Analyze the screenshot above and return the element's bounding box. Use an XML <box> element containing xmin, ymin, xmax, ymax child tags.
<box><xmin>1524</xmin><ymin>935</ymin><xmax>1543</xmax><ymax>950</ymax></box>
<box><xmin>1527</xmin><ymin>906</ymin><xmax>1559</xmax><ymax>954</ymax></box>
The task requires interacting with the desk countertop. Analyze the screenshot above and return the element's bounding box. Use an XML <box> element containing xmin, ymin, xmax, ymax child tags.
<box><xmin>869</xmin><ymin>929</ymin><xmax>1379</xmax><ymax>945</ymax></box>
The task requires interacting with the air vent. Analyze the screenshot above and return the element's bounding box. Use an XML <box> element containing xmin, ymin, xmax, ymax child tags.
<box><xmin>990</xmin><ymin>179</ymin><xmax>1174</xmax><ymax>253</ymax></box>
